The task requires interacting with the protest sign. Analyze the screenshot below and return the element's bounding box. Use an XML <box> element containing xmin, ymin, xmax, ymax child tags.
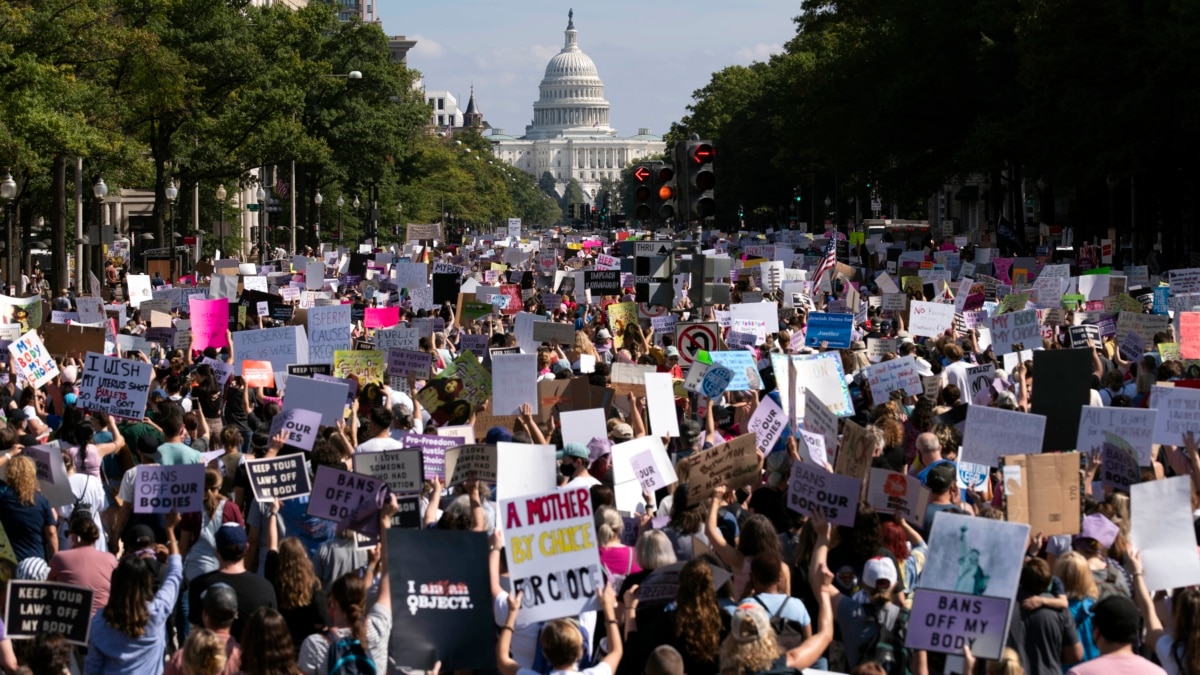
<box><xmin>866</xmin><ymin>338</ymin><xmax>898</xmax><ymax>361</ymax></box>
<box><xmin>244</xmin><ymin>454</ymin><xmax>312</xmax><ymax>501</ymax></box>
<box><xmin>1076</xmin><ymin>406</ymin><xmax>1157</xmax><ymax>465</ymax></box>
<box><xmin>882</xmin><ymin>293</ymin><xmax>907</xmax><ymax>311</ymax></box>
<box><xmin>20</xmin><ymin>443</ymin><xmax>73</xmax><ymax>508</ymax></box>
<box><xmin>804</xmin><ymin>312</ymin><xmax>853</xmax><ymax>349</ymax></box>
<box><xmin>746</xmin><ymin>395</ymin><xmax>787</xmax><ymax>454</ymax></box>
<box><xmin>986</xmin><ymin>309</ymin><xmax>1039</xmax><ymax>355</ymax></box>
<box><xmin>41</xmin><ymin>323</ymin><xmax>105</xmax><ymax>359</ymax></box>
<box><xmin>559</xmin><ymin>408</ymin><xmax>610</xmax><ymax>449</ymax></box>
<box><xmin>443</xmin><ymin>444</ymin><xmax>497</xmax><ymax>485</ymax></box>
<box><xmin>1068</xmin><ymin>324</ymin><xmax>1100</xmax><ymax>349</ymax></box>
<box><xmin>803</xmin><ymin>388</ymin><xmax>840</xmax><ymax>455</ymax></box>
<box><xmin>1131</xmin><ymin>476</ymin><xmax>1200</xmax><ymax>592</ymax></box>
<box><xmin>908</xmin><ymin>300</ymin><xmax>955</xmax><ymax>338</ymax></box>
<box><xmin>284</xmin><ymin>375</ymin><xmax>349</xmax><ymax>427</ymax></box>
<box><xmin>491</xmin><ymin>354</ymin><xmax>538</xmax><ymax>415</ymax></box>
<box><xmin>1115</xmin><ymin>312</ymin><xmax>1169</xmax><ymax>346</ymax></box>
<box><xmin>963</xmin><ymin>406</ymin><xmax>1046</xmax><ymax>468</ymax></box>
<box><xmin>495</xmin><ymin>443</ymin><xmax>558</xmax><ymax>501</ymax></box>
<box><xmin>786</xmin><ymin>462</ymin><xmax>860</xmax><ymax>527</ymax></box>
<box><xmin>1000</xmin><ymin>453</ymin><xmax>1080</xmax><ymax>536</ymax></box>
<box><xmin>189</xmin><ymin>297</ymin><xmax>229</xmax><ymax>351</ymax></box>
<box><xmin>388</xmin><ymin>529</ymin><xmax>496</xmax><ymax>670</ymax></box>
<box><xmin>308</xmin><ymin>465</ymin><xmax>388</xmax><ymax>534</ymax></box>
<box><xmin>365</xmin><ymin>306</ymin><xmax>400</xmax><ymax>329</ymax></box>
<box><xmin>1031</xmin><ymin>349</ymin><xmax>1093</xmax><ymax>452</ymax></box>
<box><xmin>1150</xmin><ymin>384</ymin><xmax>1200</xmax><ymax>444</ymax></box>
<box><xmin>231</xmin><ymin>325</ymin><xmax>308</xmax><ymax>372</ymax></box>
<box><xmin>793</xmin><ymin>352</ymin><xmax>854</xmax><ymax>417</ymax></box>
<box><xmin>133</xmin><ymin>463</ymin><xmax>205</xmax><ymax>514</ymax></box>
<box><xmin>610</xmin><ymin>362</ymin><xmax>657</xmax><ymax>397</ymax></box>
<box><xmin>4</xmin><ymin>581</ymin><xmax>94</xmax><ymax>645</ymax></box>
<box><xmin>676</xmin><ymin>434</ymin><xmax>761</xmax><ymax>504</ymax></box>
<box><xmin>628</xmin><ymin>440</ymin><xmax>678</xmax><ymax>494</ymax></box>
<box><xmin>375</xmin><ymin>326</ymin><xmax>421</xmax><ymax>352</ymax></box>
<box><xmin>242</xmin><ymin>360</ymin><xmax>275</xmax><ymax>388</ymax></box>
<box><xmin>707</xmin><ymin>351</ymin><xmax>760</xmax><ymax>392</ymax></box>
<box><xmin>1101</xmin><ymin>437</ymin><xmax>1140</xmax><ymax>493</ymax></box>
<box><xmin>956</xmin><ymin>461</ymin><xmax>990</xmax><ymax>492</ymax></box>
<box><xmin>76</xmin><ymin>352</ymin><xmax>152</xmax><ymax>420</ymax></box>
<box><xmin>417</xmin><ymin>352</ymin><xmax>492</xmax><ymax>426</ymax></box>
<box><xmin>531</xmin><ymin>321</ymin><xmax>575</xmax><ymax>345</ymax></box>
<box><xmin>863</xmin><ymin>356</ymin><xmax>922</xmax><ymax>404</ymax></box>
<box><xmin>1182</xmin><ymin>312</ymin><xmax>1200</xmax><ymax>359</ymax></box>
<box><xmin>386</xmin><ymin>349</ymin><xmax>433</xmax><ymax>379</ymax></box>
<box><xmin>797</xmin><ymin>428</ymin><xmax>828</xmax><ymax>466</ymax></box>
<box><xmin>267</xmin><ymin>408</ymin><xmax>322</xmax><ymax>452</ymax></box>
<box><xmin>354</xmin><ymin>448</ymin><xmax>425</xmax><ymax>496</ymax></box>
<box><xmin>644</xmin><ymin>372</ymin><xmax>680</xmax><ymax>437</ymax></box>
<box><xmin>502</xmin><ymin>486</ymin><xmax>602</xmax><ymax>624</ymax></box>
<box><xmin>8</xmin><ymin>330</ymin><xmax>58</xmax><ymax>389</ymax></box>
<box><xmin>396</xmin><ymin>432</ymin><xmax>463</xmax><ymax>481</ymax></box>
<box><xmin>867</xmin><ymin>468</ymin><xmax>929</xmax><ymax>527</ymax></box>
<box><xmin>907</xmin><ymin>513</ymin><xmax>1029</xmax><ymax>659</ymax></box>
<box><xmin>308</xmin><ymin>304</ymin><xmax>352</xmax><ymax>364</ymax></box>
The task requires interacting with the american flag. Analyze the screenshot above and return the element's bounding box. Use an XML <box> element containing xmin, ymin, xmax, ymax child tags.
<box><xmin>812</xmin><ymin>236</ymin><xmax>838</xmax><ymax>287</ymax></box>
<box><xmin>275</xmin><ymin>174</ymin><xmax>289</xmax><ymax>199</ymax></box>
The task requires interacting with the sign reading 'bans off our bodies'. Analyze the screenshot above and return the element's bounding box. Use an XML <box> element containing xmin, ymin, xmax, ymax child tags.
<box><xmin>133</xmin><ymin>463</ymin><xmax>206</xmax><ymax>514</ymax></box>
<box><xmin>77</xmin><ymin>352</ymin><xmax>152</xmax><ymax>419</ymax></box>
<box><xmin>503</xmin><ymin>486</ymin><xmax>603</xmax><ymax>625</ymax></box>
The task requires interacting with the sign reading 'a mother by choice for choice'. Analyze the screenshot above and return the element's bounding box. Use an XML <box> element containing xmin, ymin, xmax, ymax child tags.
<box><xmin>133</xmin><ymin>463</ymin><xmax>206</xmax><ymax>514</ymax></box>
<box><xmin>5</xmin><ymin>581</ymin><xmax>94</xmax><ymax>646</ymax></box>
<box><xmin>503</xmin><ymin>486</ymin><xmax>603</xmax><ymax>625</ymax></box>
<box><xmin>244</xmin><ymin>455</ymin><xmax>312</xmax><ymax>502</ymax></box>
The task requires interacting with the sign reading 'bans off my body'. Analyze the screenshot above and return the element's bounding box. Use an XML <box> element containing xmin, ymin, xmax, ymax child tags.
<box><xmin>503</xmin><ymin>486</ymin><xmax>602</xmax><ymax>625</ymax></box>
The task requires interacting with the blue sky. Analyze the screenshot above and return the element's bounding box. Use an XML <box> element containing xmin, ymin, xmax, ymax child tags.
<box><xmin>379</xmin><ymin>1</ymin><xmax>799</xmax><ymax>139</ymax></box>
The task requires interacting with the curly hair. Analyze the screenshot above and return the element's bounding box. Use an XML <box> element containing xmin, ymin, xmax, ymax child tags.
<box><xmin>275</xmin><ymin>538</ymin><xmax>318</xmax><ymax>610</ymax></box>
<box><xmin>239</xmin><ymin>608</ymin><xmax>299</xmax><ymax>675</ymax></box>
<box><xmin>5</xmin><ymin>455</ymin><xmax>38</xmax><ymax>506</ymax></box>
<box><xmin>103</xmin><ymin>556</ymin><xmax>155</xmax><ymax>638</ymax></box>
<box><xmin>674</xmin><ymin>559</ymin><xmax>723</xmax><ymax>663</ymax></box>
<box><xmin>182</xmin><ymin>628</ymin><xmax>227</xmax><ymax>675</ymax></box>
<box><xmin>718</xmin><ymin>624</ymin><xmax>780</xmax><ymax>675</ymax></box>
<box><xmin>23</xmin><ymin>631</ymin><xmax>73</xmax><ymax>675</ymax></box>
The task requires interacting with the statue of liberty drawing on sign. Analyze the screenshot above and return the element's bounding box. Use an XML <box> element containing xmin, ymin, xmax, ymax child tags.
<box><xmin>955</xmin><ymin>524</ymin><xmax>990</xmax><ymax>596</ymax></box>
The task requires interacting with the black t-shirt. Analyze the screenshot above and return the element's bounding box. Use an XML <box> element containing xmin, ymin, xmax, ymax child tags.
<box><xmin>188</xmin><ymin>569</ymin><xmax>278</xmax><ymax>638</ymax></box>
<box><xmin>1007</xmin><ymin>590</ymin><xmax>1080</xmax><ymax>675</ymax></box>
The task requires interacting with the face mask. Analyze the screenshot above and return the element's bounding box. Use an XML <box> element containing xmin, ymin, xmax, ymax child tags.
<box><xmin>560</xmin><ymin>461</ymin><xmax>578</xmax><ymax>478</ymax></box>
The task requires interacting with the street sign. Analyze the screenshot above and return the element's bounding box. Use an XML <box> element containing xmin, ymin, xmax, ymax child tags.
<box><xmin>675</xmin><ymin>322</ymin><xmax>720</xmax><ymax>367</ymax></box>
<box><xmin>247</xmin><ymin>203</ymin><xmax>260</xmax><ymax>212</ymax></box>
<box><xmin>871</xmin><ymin>199</ymin><xmax>882</xmax><ymax>211</ymax></box>
<box><xmin>636</xmin><ymin>241</ymin><xmax>673</xmax><ymax>257</ymax></box>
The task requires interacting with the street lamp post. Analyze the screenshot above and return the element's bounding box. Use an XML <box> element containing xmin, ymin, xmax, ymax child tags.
<box><xmin>166</xmin><ymin>179</ymin><xmax>179</xmax><ymax>283</ymax></box>
<box><xmin>336</xmin><ymin>195</ymin><xmax>344</xmax><ymax>248</ymax></box>
<box><xmin>353</xmin><ymin>195</ymin><xmax>360</xmax><ymax>244</ymax></box>
<box><xmin>215</xmin><ymin>184</ymin><xmax>227</xmax><ymax>259</ymax></box>
<box><xmin>93</xmin><ymin>177</ymin><xmax>108</xmax><ymax>288</ymax></box>
<box><xmin>257</xmin><ymin>186</ymin><xmax>267</xmax><ymax>263</ymax></box>
<box><xmin>1</xmin><ymin>172</ymin><xmax>16</xmax><ymax>292</ymax></box>
<box><xmin>395</xmin><ymin>201</ymin><xmax>401</xmax><ymax>240</ymax></box>
<box><xmin>314</xmin><ymin>191</ymin><xmax>323</xmax><ymax>247</ymax></box>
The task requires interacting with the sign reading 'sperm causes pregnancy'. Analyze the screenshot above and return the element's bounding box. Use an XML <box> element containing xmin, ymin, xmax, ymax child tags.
<box><xmin>503</xmin><ymin>486</ymin><xmax>603</xmax><ymax>625</ymax></box>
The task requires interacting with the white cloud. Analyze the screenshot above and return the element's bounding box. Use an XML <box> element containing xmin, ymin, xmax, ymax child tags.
<box><xmin>734</xmin><ymin>43</ymin><xmax>781</xmax><ymax>63</ymax></box>
<box><xmin>410</xmin><ymin>34</ymin><xmax>446</xmax><ymax>59</ymax></box>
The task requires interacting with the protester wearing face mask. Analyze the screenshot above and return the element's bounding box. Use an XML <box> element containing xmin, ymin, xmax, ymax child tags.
<box><xmin>559</xmin><ymin>443</ymin><xmax>600</xmax><ymax>488</ymax></box>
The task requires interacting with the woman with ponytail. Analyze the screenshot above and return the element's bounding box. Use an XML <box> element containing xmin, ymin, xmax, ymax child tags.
<box><xmin>297</xmin><ymin>496</ymin><xmax>398</xmax><ymax>675</ymax></box>
<box><xmin>180</xmin><ymin>629</ymin><xmax>228</xmax><ymax>675</ymax></box>
<box><xmin>181</xmin><ymin>469</ymin><xmax>245</xmax><ymax>583</ymax></box>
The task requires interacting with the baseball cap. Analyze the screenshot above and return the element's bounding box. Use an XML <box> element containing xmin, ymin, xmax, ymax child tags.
<box><xmin>201</xmin><ymin>583</ymin><xmax>239</xmax><ymax>624</ymax></box>
<box><xmin>587</xmin><ymin>437</ymin><xmax>613</xmax><ymax>463</ymax></box>
<box><xmin>610</xmin><ymin>423</ymin><xmax>634</xmax><ymax>441</ymax></box>
<box><xmin>665</xmin><ymin>346</ymin><xmax>681</xmax><ymax>358</ymax></box>
<box><xmin>126</xmin><ymin>524</ymin><xmax>156</xmax><ymax>549</ymax></box>
<box><xmin>137</xmin><ymin>434</ymin><xmax>162</xmax><ymax>462</ymax></box>
<box><xmin>925</xmin><ymin>462</ymin><xmax>957</xmax><ymax>493</ymax></box>
<box><xmin>595</xmin><ymin>328</ymin><xmax>612</xmax><ymax>340</ymax></box>
<box><xmin>485</xmin><ymin>426</ymin><xmax>513</xmax><ymax>444</ymax></box>
<box><xmin>729</xmin><ymin>604</ymin><xmax>771</xmax><ymax>643</ymax></box>
<box><xmin>557</xmin><ymin>442</ymin><xmax>589</xmax><ymax>461</ymax></box>
<box><xmin>1092</xmin><ymin>595</ymin><xmax>1140</xmax><ymax>644</ymax></box>
<box><xmin>215</xmin><ymin>523</ymin><xmax>248</xmax><ymax>559</ymax></box>
<box><xmin>862</xmin><ymin>556</ymin><xmax>898</xmax><ymax>590</ymax></box>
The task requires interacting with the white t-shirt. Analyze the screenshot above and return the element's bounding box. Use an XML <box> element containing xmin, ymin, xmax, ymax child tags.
<box><xmin>566</xmin><ymin>474</ymin><xmax>602</xmax><ymax>489</ymax></box>
<box><xmin>493</xmin><ymin>590</ymin><xmax>540</xmax><ymax>669</ymax></box>
<box><xmin>942</xmin><ymin>361</ymin><xmax>972</xmax><ymax>400</ymax></box>
<box><xmin>356</xmin><ymin>436</ymin><xmax>404</xmax><ymax>453</ymax></box>
<box><xmin>518</xmin><ymin>662</ymin><xmax>612</xmax><ymax>675</ymax></box>
<box><xmin>61</xmin><ymin>473</ymin><xmax>108</xmax><ymax>552</ymax></box>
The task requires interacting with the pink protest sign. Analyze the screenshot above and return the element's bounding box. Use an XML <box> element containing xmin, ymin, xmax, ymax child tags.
<box><xmin>188</xmin><ymin>297</ymin><xmax>229</xmax><ymax>351</ymax></box>
<box><xmin>364</xmin><ymin>306</ymin><xmax>400</xmax><ymax>329</ymax></box>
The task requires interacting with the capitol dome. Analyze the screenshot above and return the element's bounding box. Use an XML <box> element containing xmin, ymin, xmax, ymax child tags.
<box><xmin>527</xmin><ymin>10</ymin><xmax>615</xmax><ymax>139</ymax></box>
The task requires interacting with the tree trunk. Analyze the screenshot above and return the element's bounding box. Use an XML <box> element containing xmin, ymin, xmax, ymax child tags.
<box><xmin>51</xmin><ymin>154</ymin><xmax>68</xmax><ymax>293</ymax></box>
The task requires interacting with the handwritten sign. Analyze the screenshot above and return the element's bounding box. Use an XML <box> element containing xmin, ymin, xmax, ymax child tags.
<box><xmin>676</xmin><ymin>434</ymin><xmax>761</xmax><ymax>505</ymax></box>
<box><xmin>244</xmin><ymin>454</ymin><xmax>312</xmax><ymax>501</ymax></box>
<box><xmin>133</xmin><ymin>464</ymin><xmax>205</xmax><ymax>514</ymax></box>
<box><xmin>443</xmin><ymin>444</ymin><xmax>497</xmax><ymax>485</ymax></box>
<box><xmin>1076</xmin><ymin>406</ymin><xmax>1157</xmax><ymax>466</ymax></box>
<box><xmin>1150</xmin><ymin>385</ymin><xmax>1200</xmax><ymax>445</ymax></box>
<box><xmin>386</xmin><ymin>349</ymin><xmax>433</xmax><ymax>379</ymax></box>
<box><xmin>76</xmin><ymin>353</ymin><xmax>152</xmax><ymax>419</ymax></box>
<box><xmin>7</xmin><ymin>330</ymin><xmax>58</xmax><ymax>389</ymax></box>
<box><xmin>308</xmin><ymin>304</ymin><xmax>352</xmax><ymax>364</ymax></box>
<box><xmin>986</xmin><ymin>309</ymin><xmax>1039</xmax><ymax>356</ymax></box>
<box><xmin>909</xmin><ymin>301</ymin><xmax>955</xmax><ymax>338</ymax></box>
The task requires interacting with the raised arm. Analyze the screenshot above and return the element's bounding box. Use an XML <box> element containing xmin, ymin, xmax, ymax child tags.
<box><xmin>704</xmin><ymin>486</ymin><xmax>742</xmax><ymax>570</ymax></box>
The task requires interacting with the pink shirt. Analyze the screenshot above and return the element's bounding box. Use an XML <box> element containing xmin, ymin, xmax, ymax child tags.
<box><xmin>598</xmin><ymin>545</ymin><xmax>641</xmax><ymax>577</ymax></box>
<box><xmin>1067</xmin><ymin>653</ymin><xmax>1166</xmax><ymax>675</ymax></box>
<box><xmin>48</xmin><ymin>546</ymin><xmax>119</xmax><ymax>617</ymax></box>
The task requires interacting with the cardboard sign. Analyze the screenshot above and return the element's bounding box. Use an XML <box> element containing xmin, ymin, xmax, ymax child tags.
<box><xmin>963</xmin><ymin>406</ymin><xmax>1046</xmax><ymax>468</ymax></box>
<box><xmin>267</xmin><ymin>408</ymin><xmax>323</xmax><ymax>452</ymax></box>
<box><xmin>8</xmin><ymin>330</ymin><xmax>58</xmax><ymax>389</ymax></box>
<box><xmin>354</xmin><ymin>448</ymin><xmax>425</xmax><ymax>496</ymax></box>
<box><xmin>133</xmin><ymin>463</ymin><xmax>205</xmax><ymax>514</ymax></box>
<box><xmin>244</xmin><ymin>454</ymin><xmax>312</xmax><ymax>501</ymax></box>
<box><xmin>1076</xmin><ymin>406</ymin><xmax>1157</xmax><ymax>466</ymax></box>
<box><xmin>1131</xmin><ymin>476</ymin><xmax>1200</xmax><ymax>592</ymax></box>
<box><xmin>76</xmin><ymin>352</ymin><xmax>152</xmax><ymax>420</ymax></box>
<box><xmin>1000</xmin><ymin>453</ymin><xmax>1081</xmax><ymax>536</ymax></box>
<box><xmin>4</xmin><ymin>581</ymin><xmax>94</xmax><ymax>645</ymax></box>
<box><xmin>787</xmin><ymin>461</ymin><xmax>860</xmax><ymax>527</ymax></box>
<box><xmin>307</xmin><ymin>465</ymin><xmax>388</xmax><ymax>532</ymax></box>
<box><xmin>443</xmin><ymin>444</ymin><xmax>497</xmax><ymax>485</ymax></box>
<box><xmin>676</xmin><ymin>434</ymin><xmax>761</xmax><ymax>504</ymax></box>
<box><xmin>502</xmin><ymin>486</ymin><xmax>603</xmax><ymax>624</ymax></box>
<box><xmin>867</xmin><ymin>468</ymin><xmax>930</xmax><ymax>527</ymax></box>
<box><xmin>909</xmin><ymin>300</ymin><xmax>955</xmax><ymax>338</ymax></box>
<box><xmin>388</xmin><ymin>529</ymin><xmax>497</xmax><ymax>670</ymax></box>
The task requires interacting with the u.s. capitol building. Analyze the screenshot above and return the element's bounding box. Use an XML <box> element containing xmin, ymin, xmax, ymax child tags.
<box><xmin>486</xmin><ymin>10</ymin><xmax>666</xmax><ymax>203</ymax></box>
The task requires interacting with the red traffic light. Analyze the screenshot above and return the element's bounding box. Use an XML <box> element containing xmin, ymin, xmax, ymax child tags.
<box><xmin>633</xmin><ymin>166</ymin><xmax>651</xmax><ymax>183</ymax></box>
<box><xmin>657</xmin><ymin>167</ymin><xmax>674</xmax><ymax>182</ymax></box>
<box><xmin>691</xmin><ymin>143</ymin><xmax>714</xmax><ymax>164</ymax></box>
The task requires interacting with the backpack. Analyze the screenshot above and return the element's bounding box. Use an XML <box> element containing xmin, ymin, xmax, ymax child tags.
<box><xmin>325</xmin><ymin>632</ymin><xmax>376</xmax><ymax>675</ymax></box>
<box><xmin>752</xmin><ymin>596</ymin><xmax>807</xmax><ymax>650</ymax></box>
<box><xmin>857</xmin><ymin>603</ymin><xmax>908</xmax><ymax>675</ymax></box>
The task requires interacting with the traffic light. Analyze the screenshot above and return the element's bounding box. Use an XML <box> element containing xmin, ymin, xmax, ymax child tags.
<box><xmin>657</xmin><ymin>165</ymin><xmax>676</xmax><ymax>221</ymax></box>
<box><xmin>633</xmin><ymin>164</ymin><xmax>654</xmax><ymax>221</ymax></box>
<box><xmin>793</xmin><ymin>187</ymin><xmax>802</xmax><ymax>203</ymax></box>
<box><xmin>590</xmin><ymin>205</ymin><xmax>598</xmax><ymax>228</ymax></box>
<box><xmin>686</xmin><ymin>140</ymin><xmax>716</xmax><ymax>220</ymax></box>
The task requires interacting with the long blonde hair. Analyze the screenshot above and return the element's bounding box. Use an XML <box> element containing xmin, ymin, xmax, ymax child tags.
<box><xmin>718</xmin><ymin>629</ymin><xmax>779</xmax><ymax>675</ymax></box>
<box><xmin>1054</xmin><ymin>551</ymin><xmax>1099</xmax><ymax>601</ymax></box>
<box><xmin>182</xmin><ymin>628</ymin><xmax>227</xmax><ymax>675</ymax></box>
<box><xmin>276</xmin><ymin>538</ymin><xmax>319</xmax><ymax>610</ymax></box>
<box><xmin>5</xmin><ymin>455</ymin><xmax>37</xmax><ymax>505</ymax></box>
